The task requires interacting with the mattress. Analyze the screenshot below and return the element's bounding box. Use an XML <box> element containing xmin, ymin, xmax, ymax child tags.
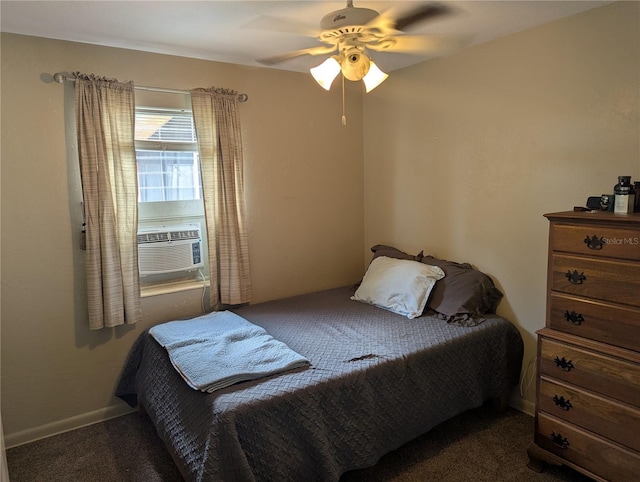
<box><xmin>117</xmin><ymin>286</ymin><xmax>524</xmax><ymax>481</ymax></box>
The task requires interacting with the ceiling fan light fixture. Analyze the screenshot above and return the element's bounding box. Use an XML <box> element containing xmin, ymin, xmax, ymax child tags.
<box><xmin>362</xmin><ymin>60</ymin><xmax>388</xmax><ymax>92</ymax></box>
<box><xmin>310</xmin><ymin>49</ymin><xmax>388</xmax><ymax>93</ymax></box>
<box><xmin>341</xmin><ymin>49</ymin><xmax>371</xmax><ymax>81</ymax></box>
<box><xmin>310</xmin><ymin>57</ymin><xmax>341</xmax><ymax>90</ymax></box>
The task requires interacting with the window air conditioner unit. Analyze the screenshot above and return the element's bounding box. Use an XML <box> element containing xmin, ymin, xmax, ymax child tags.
<box><xmin>137</xmin><ymin>224</ymin><xmax>204</xmax><ymax>276</ymax></box>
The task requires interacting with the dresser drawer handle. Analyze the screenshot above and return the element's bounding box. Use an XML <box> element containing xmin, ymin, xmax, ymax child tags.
<box><xmin>584</xmin><ymin>234</ymin><xmax>605</xmax><ymax>250</ymax></box>
<box><xmin>552</xmin><ymin>394</ymin><xmax>573</xmax><ymax>411</ymax></box>
<box><xmin>563</xmin><ymin>310</ymin><xmax>584</xmax><ymax>325</ymax></box>
<box><xmin>554</xmin><ymin>356</ymin><xmax>574</xmax><ymax>372</ymax></box>
<box><xmin>550</xmin><ymin>432</ymin><xmax>570</xmax><ymax>449</ymax></box>
<box><xmin>565</xmin><ymin>270</ymin><xmax>586</xmax><ymax>284</ymax></box>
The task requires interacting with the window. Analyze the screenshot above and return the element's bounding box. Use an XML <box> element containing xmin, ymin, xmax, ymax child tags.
<box><xmin>135</xmin><ymin>107</ymin><xmax>208</xmax><ymax>286</ymax></box>
<box><xmin>135</xmin><ymin>108</ymin><xmax>201</xmax><ymax>202</ymax></box>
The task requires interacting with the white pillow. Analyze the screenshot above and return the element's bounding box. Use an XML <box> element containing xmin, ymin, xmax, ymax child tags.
<box><xmin>352</xmin><ymin>256</ymin><xmax>445</xmax><ymax>319</ymax></box>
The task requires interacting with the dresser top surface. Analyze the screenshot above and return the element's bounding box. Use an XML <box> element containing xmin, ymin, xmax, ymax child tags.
<box><xmin>545</xmin><ymin>211</ymin><xmax>640</xmax><ymax>226</ymax></box>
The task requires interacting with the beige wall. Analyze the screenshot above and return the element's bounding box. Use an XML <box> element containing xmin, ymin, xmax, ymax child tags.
<box><xmin>0</xmin><ymin>34</ymin><xmax>364</xmax><ymax>445</ymax></box>
<box><xmin>363</xmin><ymin>1</ymin><xmax>640</xmax><ymax>412</ymax></box>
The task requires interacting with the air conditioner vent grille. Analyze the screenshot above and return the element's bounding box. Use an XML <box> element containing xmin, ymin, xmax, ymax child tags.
<box><xmin>168</xmin><ymin>229</ymin><xmax>200</xmax><ymax>241</ymax></box>
<box><xmin>138</xmin><ymin>232</ymin><xmax>169</xmax><ymax>244</ymax></box>
<box><xmin>137</xmin><ymin>229</ymin><xmax>200</xmax><ymax>244</ymax></box>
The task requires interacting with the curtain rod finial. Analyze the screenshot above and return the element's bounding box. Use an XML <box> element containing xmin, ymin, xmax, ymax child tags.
<box><xmin>53</xmin><ymin>72</ymin><xmax>66</xmax><ymax>83</ymax></box>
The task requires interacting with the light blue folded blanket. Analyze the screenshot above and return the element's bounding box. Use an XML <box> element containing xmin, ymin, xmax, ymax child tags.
<box><xmin>149</xmin><ymin>311</ymin><xmax>310</xmax><ymax>393</ymax></box>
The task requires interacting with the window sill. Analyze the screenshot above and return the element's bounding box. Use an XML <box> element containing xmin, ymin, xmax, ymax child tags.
<box><xmin>140</xmin><ymin>278</ymin><xmax>209</xmax><ymax>298</ymax></box>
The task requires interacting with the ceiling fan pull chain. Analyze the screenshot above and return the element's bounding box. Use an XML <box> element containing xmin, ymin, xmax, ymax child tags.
<box><xmin>342</xmin><ymin>74</ymin><xmax>347</xmax><ymax>126</ymax></box>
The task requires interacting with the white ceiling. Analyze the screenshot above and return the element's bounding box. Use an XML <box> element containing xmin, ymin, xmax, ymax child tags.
<box><xmin>0</xmin><ymin>1</ymin><xmax>612</xmax><ymax>73</ymax></box>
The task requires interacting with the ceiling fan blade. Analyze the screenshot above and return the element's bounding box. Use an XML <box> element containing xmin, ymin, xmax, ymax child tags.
<box><xmin>394</xmin><ymin>3</ymin><xmax>452</xmax><ymax>31</ymax></box>
<box><xmin>367</xmin><ymin>34</ymin><xmax>472</xmax><ymax>55</ymax></box>
<box><xmin>258</xmin><ymin>45</ymin><xmax>336</xmax><ymax>65</ymax></box>
<box><xmin>242</xmin><ymin>15</ymin><xmax>320</xmax><ymax>38</ymax></box>
<box><xmin>365</xmin><ymin>2</ymin><xmax>452</xmax><ymax>36</ymax></box>
<box><xmin>364</xmin><ymin>10</ymin><xmax>396</xmax><ymax>35</ymax></box>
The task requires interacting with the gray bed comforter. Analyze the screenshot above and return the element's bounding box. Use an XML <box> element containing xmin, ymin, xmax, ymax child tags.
<box><xmin>117</xmin><ymin>286</ymin><xmax>523</xmax><ymax>482</ymax></box>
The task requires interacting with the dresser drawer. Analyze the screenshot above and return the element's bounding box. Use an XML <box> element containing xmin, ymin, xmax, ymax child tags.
<box><xmin>539</xmin><ymin>338</ymin><xmax>640</xmax><ymax>407</ymax></box>
<box><xmin>536</xmin><ymin>413</ymin><xmax>640</xmax><ymax>482</ymax></box>
<box><xmin>548</xmin><ymin>293</ymin><xmax>640</xmax><ymax>351</ymax></box>
<box><xmin>551</xmin><ymin>254</ymin><xmax>640</xmax><ymax>308</ymax></box>
<box><xmin>552</xmin><ymin>223</ymin><xmax>640</xmax><ymax>261</ymax></box>
<box><xmin>539</xmin><ymin>377</ymin><xmax>640</xmax><ymax>452</ymax></box>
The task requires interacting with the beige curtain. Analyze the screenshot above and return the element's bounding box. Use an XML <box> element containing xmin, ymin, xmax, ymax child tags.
<box><xmin>75</xmin><ymin>73</ymin><xmax>141</xmax><ymax>329</ymax></box>
<box><xmin>190</xmin><ymin>87</ymin><xmax>251</xmax><ymax>309</ymax></box>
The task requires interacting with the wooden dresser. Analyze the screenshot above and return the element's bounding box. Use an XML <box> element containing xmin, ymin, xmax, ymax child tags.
<box><xmin>527</xmin><ymin>211</ymin><xmax>640</xmax><ymax>481</ymax></box>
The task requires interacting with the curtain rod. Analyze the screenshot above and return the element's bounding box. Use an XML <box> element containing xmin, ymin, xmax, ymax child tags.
<box><xmin>52</xmin><ymin>72</ymin><xmax>248</xmax><ymax>102</ymax></box>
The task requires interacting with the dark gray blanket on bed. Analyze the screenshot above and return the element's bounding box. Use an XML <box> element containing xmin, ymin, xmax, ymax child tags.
<box><xmin>117</xmin><ymin>286</ymin><xmax>523</xmax><ymax>482</ymax></box>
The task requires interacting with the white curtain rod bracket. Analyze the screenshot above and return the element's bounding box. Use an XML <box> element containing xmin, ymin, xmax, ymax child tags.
<box><xmin>52</xmin><ymin>72</ymin><xmax>248</xmax><ymax>102</ymax></box>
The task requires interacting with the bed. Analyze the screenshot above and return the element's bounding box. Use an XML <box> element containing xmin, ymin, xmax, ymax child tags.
<box><xmin>117</xmin><ymin>249</ymin><xmax>524</xmax><ymax>481</ymax></box>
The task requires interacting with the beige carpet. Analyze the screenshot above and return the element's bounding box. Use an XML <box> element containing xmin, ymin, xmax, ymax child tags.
<box><xmin>7</xmin><ymin>405</ymin><xmax>593</xmax><ymax>481</ymax></box>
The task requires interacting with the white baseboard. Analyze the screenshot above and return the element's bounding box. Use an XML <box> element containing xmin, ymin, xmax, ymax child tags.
<box><xmin>5</xmin><ymin>404</ymin><xmax>136</xmax><ymax>449</ymax></box>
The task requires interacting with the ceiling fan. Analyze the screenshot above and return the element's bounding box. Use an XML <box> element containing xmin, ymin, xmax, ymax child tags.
<box><xmin>256</xmin><ymin>1</ymin><xmax>457</xmax><ymax>93</ymax></box>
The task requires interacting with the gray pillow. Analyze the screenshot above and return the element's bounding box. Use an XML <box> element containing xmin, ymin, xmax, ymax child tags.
<box><xmin>421</xmin><ymin>255</ymin><xmax>503</xmax><ymax>320</ymax></box>
<box><xmin>370</xmin><ymin>244</ymin><xmax>424</xmax><ymax>262</ymax></box>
